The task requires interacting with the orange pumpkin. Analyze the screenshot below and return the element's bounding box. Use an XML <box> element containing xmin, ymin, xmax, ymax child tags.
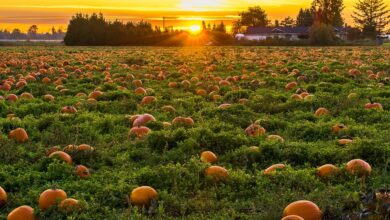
<box><xmin>172</xmin><ymin>117</ymin><xmax>194</xmax><ymax>125</ymax></box>
<box><xmin>283</xmin><ymin>200</ymin><xmax>322</xmax><ymax>220</ymax></box>
<box><xmin>130</xmin><ymin>186</ymin><xmax>158</xmax><ymax>208</ymax></box>
<box><xmin>133</xmin><ymin>114</ymin><xmax>156</xmax><ymax>127</ymax></box>
<box><xmin>77</xmin><ymin>144</ymin><xmax>94</xmax><ymax>151</ymax></box>
<box><xmin>61</xmin><ymin>106</ymin><xmax>77</xmax><ymax>114</ymax></box>
<box><xmin>285</xmin><ymin>81</ymin><xmax>298</xmax><ymax>91</ymax></box>
<box><xmin>43</xmin><ymin>94</ymin><xmax>55</xmax><ymax>102</ymax></box>
<box><xmin>314</xmin><ymin>107</ymin><xmax>330</xmax><ymax>117</ymax></box>
<box><xmin>6</xmin><ymin>94</ymin><xmax>18</xmax><ymax>102</ymax></box>
<box><xmin>264</xmin><ymin>164</ymin><xmax>286</xmax><ymax>175</ymax></box>
<box><xmin>132</xmin><ymin>80</ymin><xmax>142</xmax><ymax>87</ymax></box>
<box><xmin>46</xmin><ymin>146</ymin><xmax>62</xmax><ymax>156</ymax></box>
<box><xmin>134</xmin><ymin>87</ymin><xmax>147</xmax><ymax>95</ymax></box>
<box><xmin>9</xmin><ymin>128</ymin><xmax>29</xmax><ymax>143</ymax></box>
<box><xmin>49</xmin><ymin>151</ymin><xmax>72</xmax><ymax>165</ymax></box>
<box><xmin>245</xmin><ymin>124</ymin><xmax>266</xmax><ymax>137</ymax></box>
<box><xmin>88</xmin><ymin>91</ymin><xmax>103</xmax><ymax>99</ymax></box>
<box><xmin>20</xmin><ymin>92</ymin><xmax>33</xmax><ymax>100</ymax></box>
<box><xmin>346</xmin><ymin>159</ymin><xmax>372</xmax><ymax>176</ymax></box>
<box><xmin>0</xmin><ymin>186</ymin><xmax>7</xmax><ymax>207</ymax></box>
<box><xmin>162</xmin><ymin>105</ymin><xmax>176</xmax><ymax>113</ymax></box>
<box><xmin>59</xmin><ymin>198</ymin><xmax>81</xmax><ymax>213</ymax></box>
<box><xmin>218</xmin><ymin>103</ymin><xmax>232</xmax><ymax>109</ymax></box>
<box><xmin>317</xmin><ymin>164</ymin><xmax>339</xmax><ymax>178</ymax></box>
<box><xmin>205</xmin><ymin>166</ymin><xmax>229</xmax><ymax>180</ymax></box>
<box><xmin>200</xmin><ymin>151</ymin><xmax>218</xmax><ymax>164</ymax></box>
<box><xmin>141</xmin><ymin>96</ymin><xmax>156</xmax><ymax>105</ymax></box>
<box><xmin>282</xmin><ymin>215</ymin><xmax>304</xmax><ymax>220</ymax></box>
<box><xmin>75</xmin><ymin>165</ymin><xmax>90</xmax><ymax>178</ymax></box>
<box><xmin>331</xmin><ymin>124</ymin><xmax>347</xmax><ymax>133</ymax></box>
<box><xmin>129</xmin><ymin>126</ymin><xmax>151</xmax><ymax>138</ymax></box>
<box><xmin>266</xmin><ymin>135</ymin><xmax>285</xmax><ymax>143</ymax></box>
<box><xmin>7</xmin><ymin>205</ymin><xmax>35</xmax><ymax>220</ymax></box>
<box><xmin>39</xmin><ymin>188</ymin><xmax>68</xmax><ymax>211</ymax></box>
<box><xmin>338</xmin><ymin>139</ymin><xmax>353</xmax><ymax>145</ymax></box>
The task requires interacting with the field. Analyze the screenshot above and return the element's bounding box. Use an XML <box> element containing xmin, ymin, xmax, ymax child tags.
<box><xmin>0</xmin><ymin>46</ymin><xmax>389</xmax><ymax>220</ymax></box>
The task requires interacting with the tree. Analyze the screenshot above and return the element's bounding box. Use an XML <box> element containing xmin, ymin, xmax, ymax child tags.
<box><xmin>309</xmin><ymin>23</ymin><xmax>336</xmax><ymax>45</ymax></box>
<box><xmin>281</xmin><ymin>16</ymin><xmax>295</xmax><ymax>27</ymax></box>
<box><xmin>311</xmin><ymin>0</ymin><xmax>344</xmax><ymax>26</ymax></box>
<box><xmin>274</xmin><ymin>20</ymin><xmax>280</xmax><ymax>27</ymax></box>
<box><xmin>202</xmin><ymin>21</ymin><xmax>207</xmax><ymax>30</ymax></box>
<box><xmin>352</xmin><ymin>0</ymin><xmax>389</xmax><ymax>38</ymax></box>
<box><xmin>296</xmin><ymin>8</ymin><xmax>315</xmax><ymax>26</ymax></box>
<box><xmin>237</xmin><ymin>6</ymin><xmax>270</xmax><ymax>28</ymax></box>
<box><xmin>27</xmin><ymin>25</ymin><xmax>38</xmax><ymax>38</ymax></box>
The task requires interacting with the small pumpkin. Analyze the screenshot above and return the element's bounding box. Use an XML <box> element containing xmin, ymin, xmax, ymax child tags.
<box><xmin>59</xmin><ymin>198</ymin><xmax>81</xmax><ymax>213</ymax></box>
<box><xmin>205</xmin><ymin>166</ymin><xmax>229</xmax><ymax>181</ymax></box>
<box><xmin>7</xmin><ymin>205</ymin><xmax>35</xmax><ymax>220</ymax></box>
<box><xmin>75</xmin><ymin>165</ymin><xmax>90</xmax><ymax>178</ymax></box>
<box><xmin>245</xmin><ymin>123</ymin><xmax>266</xmax><ymax>137</ymax></box>
<box><xmin>200</xmin><ymin>151</ymin><xmax>218</xmax><ymax>164</ymax></box>
<box><xmin>264</xmin><ymin>164</ymin><xmax>285</xmax><ymax>175</ymax></box>
<box><xmin>39</xmin><ymin>188</ymin><xmax>68</xmax><ymax>211</ymax></box>
<box><xmin>346</xmin><ymin>159</ymin><xmax>372</xmax><ymax>176</ymax></box>
<box><xmin>61</xmin><ymin>106</ymin><xmax>77</xmax><ymax>114</ymax></box>
<box><xmin>129</xmin><ymin>126</ymin><xmax>151</xmax><ymax>138</ymax></box>
<box><xmin>314</xmin><ymin>107</ymin><xmax>330</xmax><ymax>117</ymax></box>
<box><xmin>0</xmin><ymin>186</ymin><xmax>7</xmax><ymax>207</ymax></box>
<box><xmin>49</xmin><ymin>151</ymin><xmax>72</xmax><ymax>165</ymax></box>
<box><xmin>9</xmin><ymin>128</ymin><xmax>29</xmax><ymax>143</ymax></box>
<box><xmin>282</xmin><ymin>200</ymin><xmax>322</xmax><ymax>220</ymax></box>
<box><xmin>130</xmin><ymin>186</ymin><xmax>158</xmax><ymax>208</ymax></box>
<box><xmin>317</xmin><ymin>164</ymin><xmax>339</xmax><ymax>178</ymax></box>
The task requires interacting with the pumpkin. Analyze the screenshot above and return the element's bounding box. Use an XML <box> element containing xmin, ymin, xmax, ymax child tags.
<box><xmin>39</xmin><ymin>188</ymin><xmax>68</xmax><ymax>210</ymax></box>
<box><xmin>285</xmin><ymin>81</ymin><xmax>297</xmax><ymax>91</ymax></box>
<box><xmin>314</xmin><ymin>107</ymin><xmax>330</xmax><ymax>117</ymax></box>
<box><xmin>332</xmin><ymin>124</ymin><xmax>347</xmax><ymax>133</ymax></box>
<box><xmin>133</xmin><ymin>114</ymin><xmax>156</xmax><ymax>127</ymax></box>
<box><xmin>132</xmin><ymin>80</ymin><xmax>142</xmax><ymax>87</ymax></box>
<box><xmin>129</xmin><ymin>126</ymin><xmax>151</xmax><ymax>138</ymax></box>
<box><xmin>346</xmin><ymin>159</ymin><xmax>372</xmax><ymax>176</ymax></box>
<box><xmin>75</xmin><ymin>165</ymin><xmax>90</xmax><ymax>178</ymax></box>
<box><xmin>200</xmin><ymin>151</ymin><xmax>218</xmax><ymax>164</ymax></box>
<box><xmin>338</xmin><ymin>139</ymin><xmax>353</xmax><ymax>145</ymax></box>
<box><xmin>88</xmin><ymin>90</ymin><xmax>103</xmax><ymax>99</ymax></box>
<box><xmin>291</xmin><ymin>94</ymin><xmax>303</xmax><ymax>101</ymax></box>
<box><xmin>195</xmin><ymin>89</ymin><xmax>207</xmax><ymax>96</ymax></box>
<box><xmin>63</xmin><ymin>144</ymin><xmax>77</xmax><ymax>152</ymax></box>
<box><xmin>283</xmin><ymin>200</ymin><xmax>322</xmax><ymax>220</ymax></box>
<box><xmin>130</xmin><ymin>186</ymin><xmax>158</xmax><ymax>208</ymax></box>
<box><xmin>205</xmin><ymin>166</ymin><xmax>229</xmax><ymax>180</ymax></box>
<box><xmin>281</xmin><ymin>215</ymin><xmax>304</xmax><ymax>220</ymax></box>
<box><xmin>264</xmin><ymin>164</ymin><xmax>285</xmax><ymax>175</ymax></box>
<box><xmin>59</xmin><ymin>198</ymin><xmax>81</xmax><ymax>213</ymax></box>
<box><xmin>0</xmin><ymin>186</ymin><xmax>7</xmax><ymax>207</ymax></box>
<box><xmin>46</xmin><ymin>146</ymin><xmax>61</xmax><ymax>156</ymax></box>
<box><xmin>43</xmin><ymin>94</ymin><xmax>55</xmax><ymax>102</ymax></box>
<box><xmin>20</xmin><ymin>92</ymin><xmax>33</xmax><ymax>100</ymax></box>
<box><xmin>141</xmin><ymin>96</ymin><xmax>156</xmax><ymax>105</ymax></box>
<box><xmin>172</xmin><ymin>117</ymin><xmax>194</xmax><ymax>125</ymax></box>
<box><xmin>6</xmin><ymin>94</ymin><xmax>18</xmax><ymax>102</ymax></box>
<box><xmin>7</xmin><ymin>205</ymin><xmax>35</xmax><ymax>220</ymax></box>
<box><xmin>168</xmin><ymin>82</ymin><xmax>178</xmax><ymax>88</ymax></box>
<box><xmin>9</xmin><ymin>128</ymin><xmax>29</xmax><ymax>143</ymax></box>
<box><xmin>49</xmin><ymin>151</ymin><xmax>72</xmax><ymax>165</ymax></box>
<box><xmin>267</xmin><ymin>135</ymin><xmax>284</xmax><ymax>143</ymax></box>
<box><xmin>245</xmin><ymin>124</ymin><xmax>266</xmax><ymax>137</ymax></box>
<box><xmin>317</xmin><ymin>164</ymin><xmax>339</xmax><ymax>178</ymax></box>
<box><xmin>61</xmin><ymin>106</ymin><xmax>77</xmax><ymax>114</ymax></box>
<box><xmin>364</xmin><ymin>101</ymin><xmax>383</xmax><ymax>110</ymax></box>
<box><xmin>162</xmin><ymin>105</ymin><xmax>176</xmax><ymax>113</ymax></box>
<box><xmin>134</xmin><ymin>87</ymin><xmax>147</xmax><ymax>95</ymax></box>
<box><xmin>77</xmin><ymin>144</ymin><xmax>94</xmax><ymax>151</ymax></box>
<box><xmin>218</xmin><ymin>103</ymin><xmax>232</xmax><ymax>109</ymax></box>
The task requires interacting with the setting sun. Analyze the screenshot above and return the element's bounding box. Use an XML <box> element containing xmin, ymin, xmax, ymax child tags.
<box><xmin>189</xmin><ymin>25</ymin><xmax>201</xmax><ymax>34</ymax></box>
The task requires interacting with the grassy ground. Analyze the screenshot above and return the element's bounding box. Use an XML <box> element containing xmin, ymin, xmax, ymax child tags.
<box><xmin>0</xmin><ymin>46</ymin><xmax>389</xmax><ymax>219</ymax></box>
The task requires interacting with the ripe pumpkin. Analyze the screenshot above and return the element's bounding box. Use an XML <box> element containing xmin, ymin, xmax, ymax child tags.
<box><xmin>133</xmin><ymin>114</ymin><xmax>156</xmax><ymax>127</ymax></box>
<box><xmin>245</xmin><ymin>124</ymin><xmax>266</xmax><ymax>137</ymax></box>
<box><xmin>218</xmin><ymin>103</ymin><xmax>232</xmax><ymax>109</ymax></box>
<box><xmin>59</xmin><ymin>198</ymin><xmax>81</xmax><ymax>213</ymax></box>
<box><xmin>317</xmin><ymin>164</ymin><xmax>339</xmax><ymax>178</ymax></box>
<box><xmin>46</xmin><ymin>146</ymin><xmax>61</xmax><ymax>156</ymax></box>
<box><xmin>9</xmin><ymin>128</ymin><xmax>29</xmax><ymax>143</ymax></box>
<box><xmin>20</xmin><ymin>92</ymin><xmax>33</xmax><ymax>100</ymax></box>
<box><xmin>49</xmin><ymin>151</ymin><xmax>72</xmax><ymax>165</ymax></box>
<box><xmin>39</xmin><ymin>188</ymin><xmax>68</xmax><ymax>211</ymax></box>
<box><xmin>88</xmin><ymin>90</ymin><xmax>103</xmax><ymax>99</ymax></box>
<box><xmin>75</xmin><ymin>165</ymin><xmax>90</xmax><ymax>178</ymax></box>
<box><xmin>283</xmin><ymin>200</ymin><xmax>322</xmax><ymax>220</ymax></box>
<box><xmin>6</xmin><ymin>94</ymin><xmax>18</xmax><ymax>102</ymax></box>
<box><xmin>141</xmin><ymin>96</ymin><xmax>156</xmax><ymax>105</ymax></box>
<box><xmin>264</xmin><ymin>164</ymin><xmax>286</xmax><ymax>175</ymax></box>
<box><xmin>205</xmin><ymin>166</ymin><xmax>229</xmax><ymax>180</ymax></box>
<box><xmin>338</xmin><ymin>139</ymin><xmax>353</xmax><ymax>145</ymax></box>
<box><xmin>364</xmin><ymin>102</ymin><xmax>383</xmax><ymax>110</ymax></box>
<box><xmin>134</xmin><ymin>87</ymin><xmax>147</xmax><ymax>95</ymax></box>
<box><xmin>130</xmin><ymin>186</ymin><xmax>158</xmax><ymax>208</ymax></box>
<box><xmin>132</xmin><ymin>80</ymin><xmax>142</xmax><ymax>87</ymax></box>
<box><xmin>43</xmin><ymin>94</ymin><xmax>55</xmax><ymax>102</ymax></box>
<box><xmin>346</xmin><ymin>159</ymin><xmax>372</xmax><ymax>176</ymax></box>
<box><xmin>0</xmin><ymin>186</ymin><xmax>7</xmax><ymax>207</ymax></box>
<box><xmin>77</xmin><ymin>144</ymin><xmax>94</xmax><ymax>151</ymax></box>
<box><xmin>61</xmin><ymin>106</ymin><xmax>77</xmax><ymax>114</ymax></box>
<box><xmin>172</xmin><ymin>117</ymin><xmax>194</xmax><ymax>125</ymax></box>
<box><xmin>314</xmin><ymin>107</ymin><xmax>330</xmax><ymax>117</ymax></box>
<box><xmin>7</xmin><ymin>205</ymin><xmax>35</xmax><ymax>220</ymax></box>
<box><xmin>332</xmin><ymin>124</ymin><xmax>347</xmax><ymax>133</ymax></box>
<box><xmin>266</xmin><ymin>135</ymin><xmax>284</xmax><ymax>143</ymax></box>
<box><xmin>285</xmin><ymin>81</ymin><xmax>298</xmax><ymax>91</ymax></box>
<box><xmin>291</xmin><ymin>94</ymin><xmax>303</xmax><ymax>101</ymax></box>
<box><xmin>200</xmin><ymin>151</ymin><xmax>218</xmax><ymax>164</ymax></box>
<box><xmin>281</xmin><ymin>215</ymin><xmax>304</xmax><ymax>220</ymax></box>
<box><xmin>162</xmin><ymin>105</ymin><xmax>176</xmax><ymax>113</ymax></box>
<box><xmin>129</xmin><ymin>126</ymin><xmax>151</xmax><ymax>138</ymax></box>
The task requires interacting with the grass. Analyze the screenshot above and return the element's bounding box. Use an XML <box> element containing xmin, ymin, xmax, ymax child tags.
<box><xmin>0</xmin><ymin>46</ymin><xmax>389</xmax><ymax>219</ymax></box>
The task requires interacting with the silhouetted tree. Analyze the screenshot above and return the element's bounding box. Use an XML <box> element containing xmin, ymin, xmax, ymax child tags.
<box><xmin>352</xmin><ymin>0</ymin><xmax>389</xmax><ymax>38</ymax></box>
<box><xmin>236</xmin><ymin>6</ymin><xmax>270</xmax><ymax>28</ymax></box>
<box><xmin>281</xmin><ymin>16</ymin><xmax>295</xmax><ymax>27</ymax></box>
<box><xmin>311</xmin><ymin>0</ymin><xmax>344</xmax><ymax>26</ymax></box>
<box><xmin>296</xmin><ymin>8</ymin><xmax>315</xmax><ymax>26</ymax></box>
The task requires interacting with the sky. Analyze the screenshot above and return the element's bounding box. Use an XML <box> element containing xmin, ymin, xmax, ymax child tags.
<box><xmin>0</xmin><ymin>0</ymin><xmax>386</xmax><ymax>33</ymax></box>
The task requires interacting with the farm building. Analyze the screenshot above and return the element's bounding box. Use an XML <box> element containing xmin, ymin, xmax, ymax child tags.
<box><xmin>236</xmin><ymin>26</ymin><xmax>348</xmax><ymax>41</ymax></box>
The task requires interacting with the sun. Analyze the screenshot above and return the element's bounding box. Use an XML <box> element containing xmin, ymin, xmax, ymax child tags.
<box><xmin>189</xmin><ymin>25</ymin><xmax>201</xmax><ymax>34</ymax></box>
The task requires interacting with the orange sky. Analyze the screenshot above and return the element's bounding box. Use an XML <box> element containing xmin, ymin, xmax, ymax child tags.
<box><xmin>0</xmin><ymin>0</ymin><xmax>387</xmax><ymax>33</ymax></box>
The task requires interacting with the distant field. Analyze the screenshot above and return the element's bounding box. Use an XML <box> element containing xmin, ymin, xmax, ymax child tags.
<box><xmin>0</xmin><ymin>47</ymin><xmax>389</xmax><ymax>219</ymax></box>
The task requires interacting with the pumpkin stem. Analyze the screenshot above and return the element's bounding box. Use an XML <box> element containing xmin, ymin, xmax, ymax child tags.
<box><xmin>368</xmin><ymin>97</ymin><xmax>373</xmax><ymax>104</ymax></box>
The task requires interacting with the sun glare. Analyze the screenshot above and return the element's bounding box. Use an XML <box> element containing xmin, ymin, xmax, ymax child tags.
<box><xmin>180</xmin><ymin>0</ymin><xmax>222</xmax><ymax>11</ymax></box>
<box><xmin>189</xmin><ymin>25</ymin><xmax>201</xmax><ymax>34</ymax></box>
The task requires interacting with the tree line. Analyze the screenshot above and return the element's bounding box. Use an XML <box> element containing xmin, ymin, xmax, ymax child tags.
<box><xmin>233</xmin><ymin>0</ymin><xmax>389</xmax><ymax>40</ymax></box>
<box><xmin>0</xmin><ymin>25</ymin><xmax>65</xmax><ymax>40</ymax></box>
<box><xmin>64</xmin><ymin>13</ymin><xmax>233</xmax><ymax>46</ymax></box>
